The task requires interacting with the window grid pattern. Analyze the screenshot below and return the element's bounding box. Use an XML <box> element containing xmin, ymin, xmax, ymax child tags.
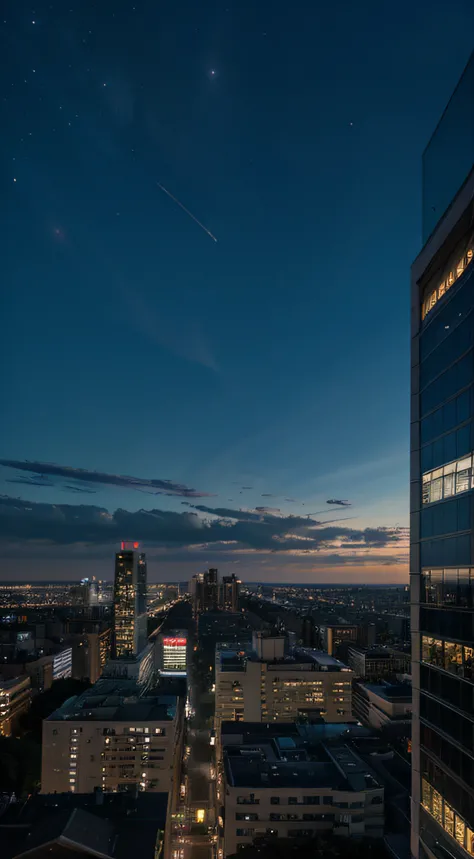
<box><xmin>422</xmin><ymin>247</ymin><xmax>473</xmax><ymax>322</ymax></box>
<box><xmin>421</xmin><ymin>635</ymin><xmax>474</xmax><ymax>681</ymax></box>
<box><xmin>421</xmin><ymin>568</ymin><xmax>474</xmax><ymax>609</ymax></box>
<box><xmin>421</xmin><ymin>778</ymin><xmax>474</xmax><ymax>856</ymax></box>
<box><xmin>422</xmin><ymin>453</ymin><xmax>474</xmax><ymax>504</ymax></box>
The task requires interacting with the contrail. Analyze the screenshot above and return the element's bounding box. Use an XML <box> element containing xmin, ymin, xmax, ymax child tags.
<box><xmin>157</xmin><ymin>183</ymin><xmax>217</xmax><ymax>243</ymax></box>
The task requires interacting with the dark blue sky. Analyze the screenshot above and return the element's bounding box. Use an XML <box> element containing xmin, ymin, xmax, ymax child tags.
<box><xmin>1</xmin><ymin>1</ymin><xmax>473</xmax><ymax>581</ymax></box>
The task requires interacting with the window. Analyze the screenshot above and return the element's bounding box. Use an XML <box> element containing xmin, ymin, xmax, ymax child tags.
<box><xmin>270</xmin><ymin>797</ymin><xmax>280</xmax><ymax>805</ymax></box>
<box><xmin>288</xmin><ymin>797</ymin><xmax>298</xmax><ymax>805</ymax></box>
<box><xmin>444</xmin><ymin>803</ymin><xmax>455</xmax><ymax>836</ymax></box>
<box><xmin>422</xmin><ymin>453</ymin><xmax>474</xmax><ymax>504</ymax></box>
<box><xmin>236</xmin><ymin>829</ymin><xmax>254</xmax><ymax>837</ymax></box>
<box><xmin>421</xmin><ymin>246</ymin><xmax>474</xmax><ymax>322</ymax></box>
<box><xmin>236</xmin><ymin>813</ymin><xmax>258</xmax><ymax>821</ymax></box>
<box><xmin>422</xmin><ymin>636</ymin><xmax>443</xmax><ymax>667</ymax></box>
<box><xmin>288</xmin><ymin>829</ymin><xmax>314</xmax><ymax>838</ymax></box>
<box><xmin>421</xmin><ymin>634</ymin><xmax>474</xmax><ymax>681</ymax></box>
<box><xmin>421</xmin><ymin>568</ymin><xmax>474</xmax><ymax>609</ymax></box>
<box><xmin>422</xmin><ymin>775</ymin><xmax>474</xmax><ymax>853</ymax></box>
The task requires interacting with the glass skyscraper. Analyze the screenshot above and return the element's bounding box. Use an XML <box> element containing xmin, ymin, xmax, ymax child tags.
<box><xmin>411</xmin><ymin>53</ymin><xmax>474</xmax><ymax>859</ymax></box>
<box><xmin>112</xmin><ymin>541</ymin><xmax>147</xmax><ymax>659</ymax></box>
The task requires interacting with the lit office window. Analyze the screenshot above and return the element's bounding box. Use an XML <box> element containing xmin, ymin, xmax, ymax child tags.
<box><xmin>444</xmin><ymin>803</ymin><xmax>455</xmax><ymax>837</ymax></box>
<box><xmin>422</xmin><ymin>453</ymin><xmax>474</xmax><ymax>504</ymax></box>
<box><xmin>421</xmin><ymin>246</ymin><xmax>474</xmax><ymax>321</ymax></box>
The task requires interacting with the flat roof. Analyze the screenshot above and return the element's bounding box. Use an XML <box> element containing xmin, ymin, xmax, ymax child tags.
<box><xmin>226</xmin><ymin>757</ymin><xmax>341</xmax><ymax>789</ymax></box>
<box><xmin>47</xmin><ymin>679</ymin><xmax>177</xmax><ymax>722</ymax></box>
<box><xmin>223</xmin><ymin>723</ymin><xmax>381</xmax><ymax>793</ymax></box>
<box><xmin>360</xmin><ymin>682</ymin><xmax>412</xmax><ymax>702</ymax></box>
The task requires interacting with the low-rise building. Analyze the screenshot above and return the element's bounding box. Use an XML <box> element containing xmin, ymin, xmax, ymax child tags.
<box><xmin>352</xmin><ymin>681</ymin><xmax>412</xmax><ymax>730</ymax></box>
<box><xmin>218</xmin><ymin>721</ymin><xmax>384</xmax><ymax>856</ymax></box>
<box><xmin>0</xmin><ymin>675</ymin><xmax>31</xmax><ymax>736</ymax></box>
<box><xmin>348</xmin><ymin>646</ymin><xmax>411</xmax><ymax>680</ymax></box>
<box><xmin>41</xmin><ymin>677</ymin><xmax>184</xmax><ymax>808</ymax></box>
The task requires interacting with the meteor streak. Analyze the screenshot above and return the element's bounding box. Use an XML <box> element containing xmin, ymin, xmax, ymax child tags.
<box><xmin>157</xmin><ymin>183</ymin><xmax>218</xmax><ymax>242</ymax></box>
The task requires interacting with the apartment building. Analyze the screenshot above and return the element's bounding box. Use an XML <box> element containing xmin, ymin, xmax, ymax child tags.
<box><xmin>0</xmin><ymin>675</ymin><xmax>31</xmax><ymax>736</ymax></box>
<box><xmin>218</xmin><ymin>721</ymin><xmax>384</xmax><ymax>857</ymax></box>
<box><xmin>215</xmin><ymin>634</ymin><xmax>353</xmax><ymax>741</ymax></box>
<box><xmin>41</xmin><ymin>677</ymin><xmax>184</xmax><ymax>807</ymax></box>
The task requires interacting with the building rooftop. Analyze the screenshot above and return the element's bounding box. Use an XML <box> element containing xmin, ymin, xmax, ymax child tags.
<box><xmin>46</xmin><ymin>678</ymin><xmax>177</xmax><ymax>722</ymax></box>
<box><xmin>349</xmin><ymin>645</ymin><xmax>410</xmax><ymax>659</ymax></box>
<box><xmin>222</xmin><ymin>722</ymin><xmax>381</xmax><ymax>793</ymax></box>
<box><xmin>226</xmin><ymin>757</ymin><xmax>341</xmax><ymax>789</ymax></box>
<box><xmin>358</xmin><ymin>682</ymin><xmax>412</xmax><ymax>703</ymax></box>
<box><xmin>1</xmin><ymin>791</ymin><xmax>168</xmax><ymax>859</ymax></box>
<box><xmin>217</xmin><ymin>643</ymin><xmax>352</xmax><ymax>672</ymax></box>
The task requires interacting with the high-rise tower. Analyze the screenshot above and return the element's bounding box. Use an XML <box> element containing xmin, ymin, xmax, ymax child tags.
<box><xmin>112</xmin><ymin>541</ymin><xmax>147</xmax><ymax>658</ymax></box>
<box><xmin>410</xmin><ymin>53</ymin><xmax>474</xmax><ymax>859</ymax></box>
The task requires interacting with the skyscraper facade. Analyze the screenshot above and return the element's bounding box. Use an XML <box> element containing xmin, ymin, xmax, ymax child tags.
<box><xmin>112</xmin><ymin>542</ymin><xmax>147</xmax><ymax>658</ymax></box>
<box><xmin>411</xmin><ymin>53</ymin><xmax>474</xmax><ymax>859</ymax></box>
<box><xmin>221</xmin><ymin>574</ymin><xmax>240</xmax><ymax>611</ymax></box>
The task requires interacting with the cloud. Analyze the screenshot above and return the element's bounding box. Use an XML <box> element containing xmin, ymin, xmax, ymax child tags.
<box><xmin>0</xmin><ymin>496</ymin><xmax>407</xmax><ymax>564</ymax></box>
<box><xmin>0</xmin><ymin>460</ymin><xmax>213</xmax><ymax>498</ymax></box>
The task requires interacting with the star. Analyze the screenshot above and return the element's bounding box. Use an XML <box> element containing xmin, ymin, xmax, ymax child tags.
<box><xmin>13</xmin><ymin>177</ymin><xmax>17</xmax><ymax>182</ymax></box>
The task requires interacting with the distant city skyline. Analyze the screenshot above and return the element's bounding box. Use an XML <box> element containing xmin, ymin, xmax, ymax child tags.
<box><xmin>1</xmin><ymin>2</ymin><xmax>473</xmax><ymax>584</ymax></box>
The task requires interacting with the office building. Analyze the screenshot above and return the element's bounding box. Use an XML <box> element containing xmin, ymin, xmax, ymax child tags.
<box><xmin>319</xmin><ymin>624</ymin><xmax>359</xmax><ymax>656</ymax></box>
<box><xmin>52</xmin><ymin>646</ymin><xmax>73</xmax><ymax>681</ymax></box>
<box><xmin>215</xmin><ymin>633</ymin><xmax>353</xmax><ymax>742</ymax></box>
<box><xmin>410</xmin><ymin>52</ymin><xmax>474</xmax><ymax>859</ymax></box>
<box><xmin>190</xmin><ymin>567</ymin><xmax>221</xmax><ymax>615</ymax></box>
<box><xmin>41</xmin><ymin>677</ymin><xmax>184</xmax><ymax>805</ymax></box>
<box><xmin>348</xmin><ymin>645</ymin><xmax>411</xmax><ymax>680</ymax></box>
<box><xmin>0</xmin><ymin>675</ymin><xmax>31</xmax><ymax>736</ymax></box>
<box><xmin>352</xmin><ymin>681</ymin><xmax>412</xmax><ymax>730</ymax></box>
<box><xmin>218</xmin><ymin>721</ymin><xmax>384</xmax><ymax>857</ymax></box>
<box><xmin>113</xmin><ymin>542</ymin><xmax>147</xmax><ymax>659</ymax></box>
<box><xmin>221</xmin><ymin>574</ymin><xmax>241</xmax><ymax>612</ymax></box>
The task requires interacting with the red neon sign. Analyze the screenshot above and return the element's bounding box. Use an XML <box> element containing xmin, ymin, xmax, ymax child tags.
<box><xmin>121</xmin><ymin>541</ymin><xmax>140</xmax><ymax>550</ymax></box>
<box><xmin>163</xmin><ymin>637</ymin><xmax>186</xmax><ymax>647</ymax></box>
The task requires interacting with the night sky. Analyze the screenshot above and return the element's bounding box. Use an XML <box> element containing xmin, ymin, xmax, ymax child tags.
<box><xmin>1</xmin><ymin>2</ymin><xmax>473</xmax><ymax>583</ymax></box>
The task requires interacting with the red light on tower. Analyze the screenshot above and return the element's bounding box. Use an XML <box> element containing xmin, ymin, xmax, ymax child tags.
<box><xmin>120</xmin><ymin>541</ymin><xmax>140</xmax><ymax>551</ymax></box>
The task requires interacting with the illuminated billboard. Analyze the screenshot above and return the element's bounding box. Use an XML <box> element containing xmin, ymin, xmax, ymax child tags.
<box><xmin>161</xmin><ymin>632</ymin><xmax>187</xmax><ymax>674</ymax></box>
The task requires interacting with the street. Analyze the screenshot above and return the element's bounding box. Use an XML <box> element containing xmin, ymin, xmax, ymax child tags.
<box><xmin>171</xmin><ymin>661</ymin><xmax>215</xmax><ymax>859</ymax></box>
